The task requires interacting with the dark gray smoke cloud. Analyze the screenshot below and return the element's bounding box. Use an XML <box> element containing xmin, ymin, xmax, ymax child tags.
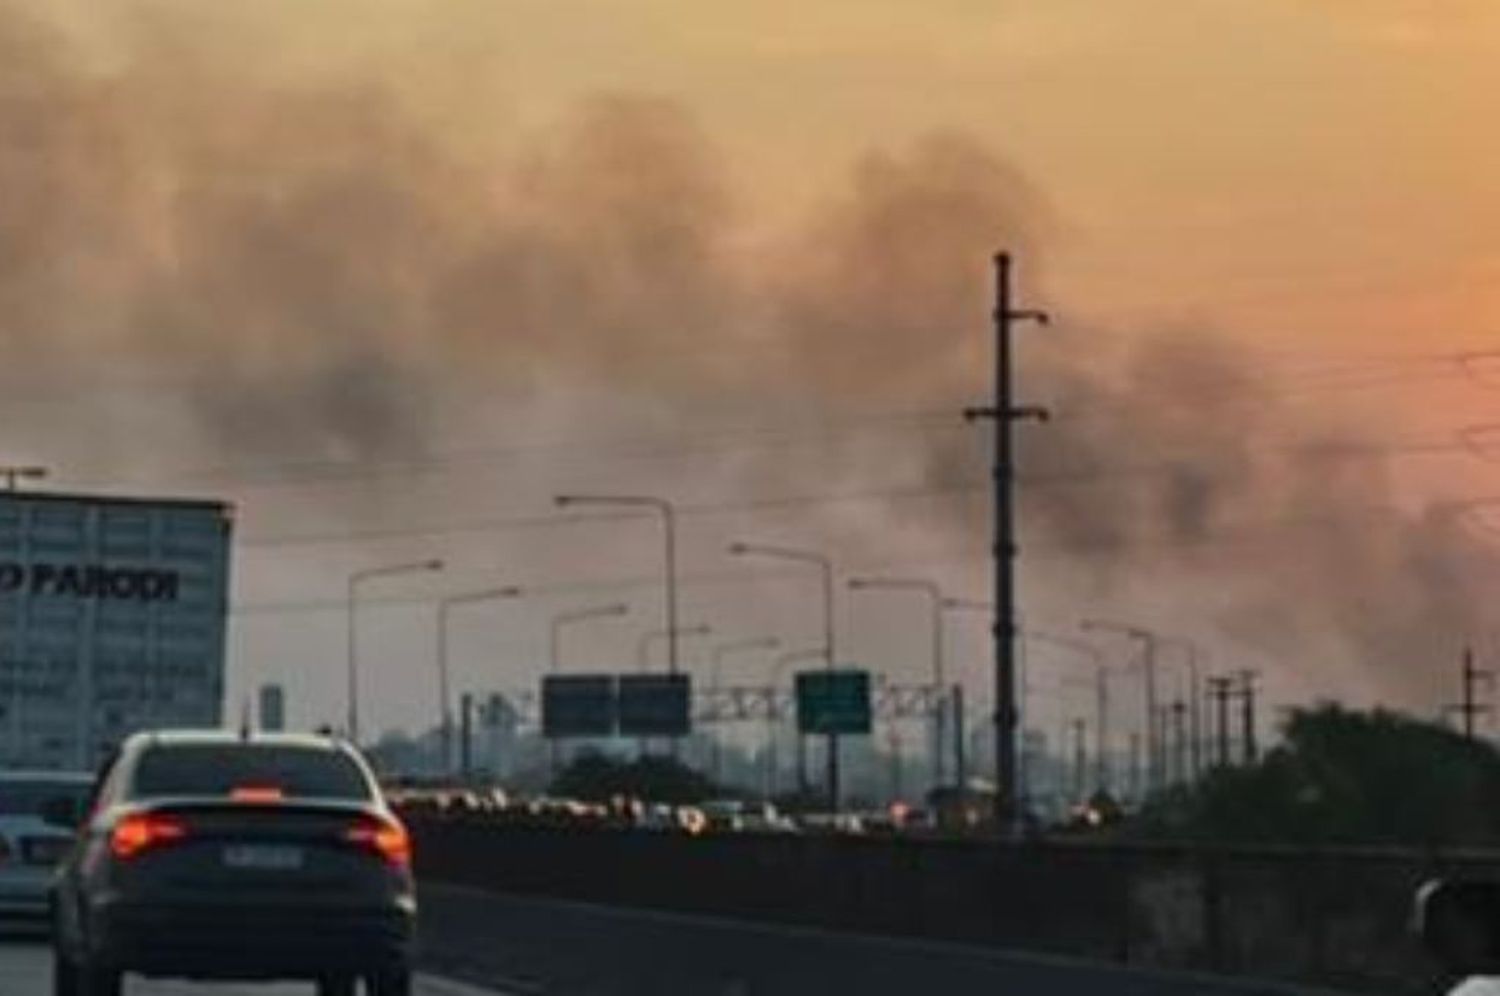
<box><xmin>0</xmin><ymin>1</ymin><xmax>1488</xmax><ymax>712</ymax></box>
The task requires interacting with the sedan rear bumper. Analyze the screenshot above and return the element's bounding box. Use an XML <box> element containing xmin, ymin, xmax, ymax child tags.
<box><xmin>88</xmin><ymin>898</ymin><xmax>416</xmax><ymax>980</ymax></box>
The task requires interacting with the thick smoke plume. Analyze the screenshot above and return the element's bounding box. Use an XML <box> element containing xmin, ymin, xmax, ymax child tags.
<box><xmin>0</xmin><ymin>1</ymin><xmax>1489</xmax><ymax>713</ymax></box>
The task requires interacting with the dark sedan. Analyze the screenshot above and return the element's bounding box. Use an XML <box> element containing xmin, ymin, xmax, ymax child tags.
<box><xmin>50</xmin><ymin>730</ymin><xmax>416</xmax><ymax>996</ymax></box>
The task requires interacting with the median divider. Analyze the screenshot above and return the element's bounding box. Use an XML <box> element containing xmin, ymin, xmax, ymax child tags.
<box><xmin>408</xmin><ymin>817</ymin><xmax>1482</xmax><ymax>993</ymax></box>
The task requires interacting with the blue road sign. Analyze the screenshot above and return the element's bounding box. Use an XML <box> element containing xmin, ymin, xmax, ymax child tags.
<box><xmin>618</xmin><ymin>674</ymin><xmax>692</xmax><ymax>737</ymax></box>
<box><xmin>542</xmin><ymin>674</ymin><xmax>616</xmax><ymax>737</ymax></box>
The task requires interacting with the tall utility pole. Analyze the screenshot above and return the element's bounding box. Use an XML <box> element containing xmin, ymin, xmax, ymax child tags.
<box><xmin>459</xmin><ymin>693</ymin><xmax>474</xmax><ymax>780</ymax></box>
<box><xmin>1237</xmin><ymin>670</ymin><xmax>1259</xmax><ymax>764</ymax></box>
<box><xmin>730</xmin><ymin>543</ymin><xmax>839</xmax><ymax>812</ymax></box>
<box><xmin>1207</xmin><ymin>676</ymin><xmax>1235</xmax><ymax>768</ymax></box>
<box><xmin>887</xmin><ymin>724</ymin><xmax>904</xmax><ymax>801</ymax></box>
<box><xmin>1170</xmin><ymin>700</ymin><xmax>1188</xmax><ymax>785</ymax></box>
<box><xmin>1095</xmin><ymin>667</ymin><xmax>1110</xmax><ymax>794</ymax></box>
<box><xmin>1167</xmin><ymin>639</ymin><xmax>1203</xmax><ymax>783</ymax></box>
<box><xmin>1446</xmin><ymin>647</ymin><xmax>1493</xmax><ymax>740</ymax></box>
<box><xmin>964</xmin><ymin>252</ymin><xmax>1049</xmax><ymax>832</ymax></box>
<box><xmin>952</xmin><ymin>683</ymin><xmax>967</xmax><ymax>788</ymax></box>
<box><xmin>1071</xmin><ymin>718</ymin><xmax>1088</xmax><ymax>801</ymax></box>
<box><xmin>1127</xmin><ymin>733</ymin><xmax>1142</xmax><ymax>801</ymax></box>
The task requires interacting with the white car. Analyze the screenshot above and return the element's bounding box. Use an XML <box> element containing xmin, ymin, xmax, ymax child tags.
<box><xmin>0</xmin><ymin>770</ymin><xmax>91</xmax><ymax>920</ymax></box>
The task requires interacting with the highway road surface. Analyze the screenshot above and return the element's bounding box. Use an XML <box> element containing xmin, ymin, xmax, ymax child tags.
<box><xmin>0</xmin><ymin>891</ymin><xmax>1357</xmax><ymax>996</ymax></box>
<box><xmin>0</xmin><ymin>940</ymin><xmax>512</xmax><ymax>996</ymax></box>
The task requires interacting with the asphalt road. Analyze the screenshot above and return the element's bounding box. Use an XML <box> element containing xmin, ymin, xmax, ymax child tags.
<box><xmin>0</xmin><ymin>892</ymin><xmax>1358</xmax><ymax>996</ymax></box>
<box><xmin>0</xmin><ymin>940</ymin><xmax>510</xmax><ymax>996</ymax></box>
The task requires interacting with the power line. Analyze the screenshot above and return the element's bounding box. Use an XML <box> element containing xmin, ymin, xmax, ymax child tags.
<box><xmin>58</xmin><ymin>411</ymin><xmax>966</xmax><ymax>492</ymax></box>
<box><xmin>45</xmin><ymin>346</ymin><xmax>1492</xmax><ymax>494</ymax></box>
<box><xmin>233</xmin><ymin>435</ymin><xmax>1465</xmax><ymax>551</ymax></box>
<box><xmin>231</xmin><ymin>501</ymin><xmax>1442</xmax><ymax>621</ymax></box>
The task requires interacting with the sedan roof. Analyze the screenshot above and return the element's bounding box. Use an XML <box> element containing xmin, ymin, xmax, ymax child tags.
<box><xmin>122</xmin><ymin>729</ymin><xmax>349</xmax><ymax>752</ymax></box>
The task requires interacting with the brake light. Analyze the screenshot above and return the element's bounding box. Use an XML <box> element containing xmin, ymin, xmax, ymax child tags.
<box><xmin>344</xmin><ymin>816</ymin><xmax>410</xmax><ymax>867</ymax></box>
<box><xmin>229</xmin><ymin>785</ymin><xmax>284</xmax><ymax>803</ymax></box>
<box><xmin>110</xmin><ymin>813</ymin><xmax>187</xmax><ymax>860</ymax></box>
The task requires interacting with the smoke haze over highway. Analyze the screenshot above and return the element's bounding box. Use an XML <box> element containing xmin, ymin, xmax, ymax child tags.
<box><xmin>0</xmin><ymin>1</ymin><xmax>1497</xmax><ymax>737</ymax></box>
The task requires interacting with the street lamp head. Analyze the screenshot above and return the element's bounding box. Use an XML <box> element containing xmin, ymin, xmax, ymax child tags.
<box><xmin>553</xmin><ymin>495</ymin><xmax>574</xmax><ymax>509</ymax></box>
<box><xmin>424</xmin><ymin>559</ymin><xmax>445</xmax><ymax>572</ymax></box>
<box><xmin>727</xmin><ymin>542</ymin><xmax>749</xmax><ymax>556</ymax></box>
<box><xmin>847</xmin><ymin>578</ymin><xmax>868</xmax><ymax>590</ymax></box>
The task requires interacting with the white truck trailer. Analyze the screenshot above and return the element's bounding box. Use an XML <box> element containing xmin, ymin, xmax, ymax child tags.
<box><xmin>0</xmin><ymin>491</ymin><xmax>232</xmax><ymax>770</ymax></box>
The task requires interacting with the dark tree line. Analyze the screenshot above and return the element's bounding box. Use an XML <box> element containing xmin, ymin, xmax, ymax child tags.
<box><xmin>1134</xmin><ymin>704</ymin><xmax>1500</xmax><ymax>847</ymax></box>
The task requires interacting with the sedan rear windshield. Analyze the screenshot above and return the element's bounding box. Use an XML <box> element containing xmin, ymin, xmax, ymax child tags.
<box><xmin>129</xmin><ymin>745</ymin><xmax>372</xmax><ymax>801</ymax></box>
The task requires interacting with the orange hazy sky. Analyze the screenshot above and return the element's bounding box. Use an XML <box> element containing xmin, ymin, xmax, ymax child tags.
<box><xmin>19</xmin><ymin>0</ymin><xmax>1500</xmax><ymax>727</ymax></box>
<box><xmin>47</xmin><ymin>0</ymin><xmax>1500</xmax><ymax>351</ymax></box>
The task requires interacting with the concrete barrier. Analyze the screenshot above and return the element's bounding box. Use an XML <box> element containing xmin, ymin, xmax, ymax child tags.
<box><xmin>410</xmin><ymin>818</ymin><xmax>1494</xmax><ymax>993</ymax></box>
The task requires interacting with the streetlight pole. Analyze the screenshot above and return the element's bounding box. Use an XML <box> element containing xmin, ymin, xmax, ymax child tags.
<box><xmin>941</xmin><ymin>597</ymin><xmax>994</xmax><ymax>793</ymax></box>
<box><xmin>555</xmin><ymin>495</ymin><xmax>678</xmax><ymax>674</ymax></box>
<box><xmin>771</xmin><ymin>647</ymin><xmax>825</xmax><ymax>801</ymax></box>
<box><xmin>712</xmin><ymin>636</ymin><xmax>782</xmax><ymax>689</ymax></box>
<box><xmin>547</xmin><ymin>603</ymin><xmax>629</xmax><ymax>776</ymax></box>
<box><xmin>636</xmin><ymin>624</ymin><xmax>711</xmax><ymax>672</ymax></box>
<box><xmin>347</xmin><ymin>558</ymin><xmax>444</xmax><ymax>746</ymax></box>
<box><xmin>709</xmin><ymin>637</ymin><xmax>781</xmax><ymax>785</ymax></box>
<box><xmin>550</xmin><ymin>604</ymin><xmax>630</xmax><ymax>674</ymax></box>
<box><xmin>1025</xmin><ymin>631</ymin><xmax>1108</xmax><ymax>794</ymax></box>
<box><xmin>848</xmin><ymin>577</ymin><xmax>946</xmax><ymax>789</ymax></box>
<box><xmin>730</xmin><ymin>542</ymin><xmax>840</xmax><ymax>812</ymax></box>
<box><xmin>437</xmin><ymin>586</ymin><xmax>523</xmax><ymax>777</ymax></box>
<box><xmin>1081</xmin><ymin>620</ymin><xmax>1160</xmax><ymax>796</ymax></box>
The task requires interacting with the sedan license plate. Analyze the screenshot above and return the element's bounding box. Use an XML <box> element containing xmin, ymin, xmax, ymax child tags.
<box><xmin>222</xmin><ymin>844</ymin><xmax>304</xmax><ymax>871</ymax></box>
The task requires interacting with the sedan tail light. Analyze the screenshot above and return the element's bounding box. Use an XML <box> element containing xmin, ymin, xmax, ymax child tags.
<box><xmin>110</xmin><ymin>813</ymin><xmax>188</xmax><ymax>860</ymax></box>
<box><xmin>343</xmin><ymin>815</ymin><xmax>411</xmax><ymax>868</ymax></box>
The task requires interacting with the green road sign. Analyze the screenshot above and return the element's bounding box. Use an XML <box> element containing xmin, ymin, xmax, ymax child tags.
<box><xmin>796</xmin><ymin>669</ymin><xmax>872</xmax><ymax>735</ymax></box>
